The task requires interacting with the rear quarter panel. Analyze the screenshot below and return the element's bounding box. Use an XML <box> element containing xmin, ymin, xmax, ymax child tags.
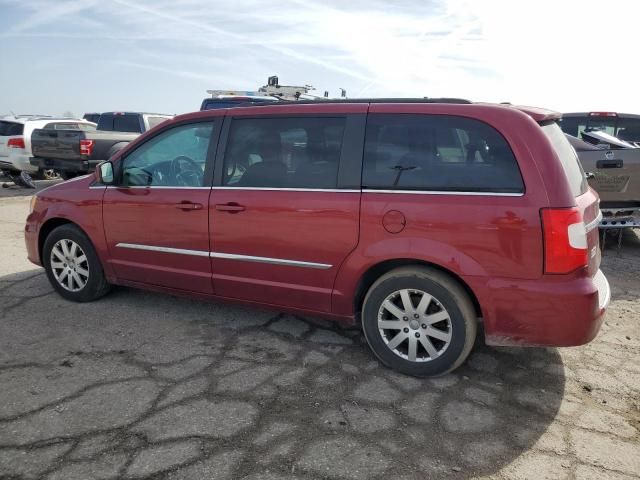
<box><xmin>332</xmin><ymin>103</ymin><xmax>573</xmax><ymax>321</ymax></box>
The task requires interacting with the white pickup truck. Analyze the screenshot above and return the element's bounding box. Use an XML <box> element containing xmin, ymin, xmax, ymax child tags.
<box><xmin>0</xmin><ymin>116</ymin><xmax>96</xmax><ymax>186</ymax></box>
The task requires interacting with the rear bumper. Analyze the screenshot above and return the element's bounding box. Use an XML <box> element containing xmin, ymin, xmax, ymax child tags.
<box><xmin>30</xmin><ymin>157</ymin><xmax>102</xmax><ymax>173</ymax></box>
<box><xmin>480</xmin><ymin>269</ymin><xmax>610</xmax><ymax>347</ymax></box>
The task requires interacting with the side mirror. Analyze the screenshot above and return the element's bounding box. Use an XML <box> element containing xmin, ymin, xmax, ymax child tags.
<box><xmin>95</xmin><ymin>161</ymin><xmax>115</xmax><ymax>185</ymax></box>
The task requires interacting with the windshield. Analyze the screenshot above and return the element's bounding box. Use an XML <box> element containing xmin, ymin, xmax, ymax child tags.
<box><xmin>542</xmin><ymin>122</ymin><xmax>588</xmax><ymax>197</ymax></box>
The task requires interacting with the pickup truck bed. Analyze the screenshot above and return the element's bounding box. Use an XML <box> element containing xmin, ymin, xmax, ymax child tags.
<box><xmin>30</xmin><ymin>112</ymin><xmax>172</xmax><ymax>176</ymax></box>
<box><xmin>31</xmin><ymin>129</ymin><xmax>138</xmax><ymax>174</ymax></box>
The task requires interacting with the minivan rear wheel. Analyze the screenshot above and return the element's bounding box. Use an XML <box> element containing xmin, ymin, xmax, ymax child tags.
<box><xmin>43</xmin><ymin>224</ymin><xmax>111</xmax><ymax>302</ymax></box>
<box><xmin>362</xmin><ymin>267</ymin><xmax>477</xmax><ymax>377</ymax></box>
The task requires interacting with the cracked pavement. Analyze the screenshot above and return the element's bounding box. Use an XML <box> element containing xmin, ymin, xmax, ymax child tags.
<box><xmin>0</xmin><ymin>180</ymin><xmax>639</xmax><ymax>479</ymax></box>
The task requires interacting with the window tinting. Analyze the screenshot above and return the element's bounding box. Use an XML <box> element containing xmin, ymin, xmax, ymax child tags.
<box><xmin>222</xmin><ymin>117</ymin><xmax>346</xmax><ymax>188</ymax></box>
<box><xmin>616</xmin><ymin>117</ymin><xmax>640</xmax><ymax>142</ymax></box>
<box><xmin>113</xmin><ymin>115</ymin><xmax>142</xmax><ymax>133</ymax></box>
<box><xmin>541</xmin><ymin>123</ymin><xmax>588</xmax><ymax>197</ymax></box>
<box><xmin>363</xmin><ymin>114</ymin><xmax>524</xmax><ymax>193</ymax></box>
<box><xmin>121</xmin><ymin>122</ymin><xmax>214</xmax><ymax>187</ymax></box>
<box><xmin>0</xmin><ymin>121</ymin><xmax>24</xmax><ymax>136</ymax></box>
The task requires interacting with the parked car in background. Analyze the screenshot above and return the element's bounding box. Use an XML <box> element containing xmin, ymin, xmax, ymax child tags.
<box><xmin>0</xmin><ymin>116</ymin><xmax>97</xmax><ymax>185</ymax></box>
<box><xmin>566</xmin><ymin>129</ymin><xmax>640</xmax><ymax>227</ymax></box>
<box><xmin>200</xmin><ymin>92</ymin><xmax>280</xmax><ymax>111</ymax></box>
<box><xmin>83</xmin><ymin>112</ymin><xmax>101</xmax><ymax>123</ymax></box>
<box><xmin>25</xmin><ymin>100</ymin><xmax>609</xmax><ymax>377</ymax></box>
<box><xmin>560</xmin><ymin>112</ymin><xmax>640</xmax><ymax>146</ymax></box>
<box><xmin>30</xmin><ymin>112</ymin><xmax>173</xmax><ymax>179</ymax></box>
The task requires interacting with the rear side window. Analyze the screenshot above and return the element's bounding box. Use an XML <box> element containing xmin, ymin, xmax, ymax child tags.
<box><xmin>363</xmin><ymin>114</ymin><xmax>524</xmax><ymax>193</ymax></box>
<box><xmin>541</xmin><ymin>122</ymin><xmax>588</xmax><ymax>197</ymax></box>
<box><xmin>0</xmin><ymin>121</ymin><xmax>24</xmax><ymax>136</ymax></box>
<box><xmin>222</xmin><ymin>117</ymin><xmax>346</xmax><ymax>188</ymax></box>
<box><xmin>113</xmin><ymin>115</ymin><xmax>142</xmax><ymax>133</ymax></box>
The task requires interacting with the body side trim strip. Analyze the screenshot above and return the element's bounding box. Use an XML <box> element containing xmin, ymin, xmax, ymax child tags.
<box><xmin>115</xmin><ymin>243</ymin><xmax>210</xmax><ymax>257</ymax></box>
<box><xmin>209</xmin><ymin>252</ymin><xmax>332</xmax><ymax>269</ymax></box>
<box><xmin>362</xmin><ymin>189</ymin><xmax>524</xmax><ymax>197</ymax></box>
<box><xmin>212</xmin><ymin>186</ymin><xmax>360</xmax><ymax>193</ymax></box>
<box><xmin>115</xmin><ymin>243</ymin><xmax>332</xmax><ymax>269</ymax></box>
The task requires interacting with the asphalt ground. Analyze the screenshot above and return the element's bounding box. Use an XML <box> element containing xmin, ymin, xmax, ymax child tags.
<box><xmin>1</xmin><ymin>178</ymin><xmax>639</xmax><ymax>479</ymax></box>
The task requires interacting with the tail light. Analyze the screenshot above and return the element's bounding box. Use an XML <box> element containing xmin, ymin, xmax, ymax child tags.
<box><xmin>541</xmin><ymin>207</ymin><xmax>588</xmax><ymax>274</ymax></box>
<box><xmin>7</xmin><ymin>137</ymin><xmax>25</xmax><ymax>149</ymax></box>
<box><xmin>79</xmin><ymin>139</ymin><xmax>95</xmax><ymax>156</ymax></box>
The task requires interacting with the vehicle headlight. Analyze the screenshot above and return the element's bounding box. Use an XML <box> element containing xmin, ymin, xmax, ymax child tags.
<box><xmin>29</xmin><ymin>195</ymin><xmax>38</xmax><ymax>213</ymax></box>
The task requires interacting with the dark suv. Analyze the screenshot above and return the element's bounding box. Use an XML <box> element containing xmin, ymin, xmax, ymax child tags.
<box><xmin>25</xmin><ymin>99</ymin><xmax>609</xmax><ymax>377</ymax></box>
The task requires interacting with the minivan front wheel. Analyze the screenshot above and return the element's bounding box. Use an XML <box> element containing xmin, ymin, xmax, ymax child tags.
<box><xmin>43</xmin><ymin>224</ymin><xmax>111</xmax><ymax>302</ymax></box>
<box><xmin>362</xmin><ymin>267</ymin><xmax>477</xmax><ymax>377</ymax></box>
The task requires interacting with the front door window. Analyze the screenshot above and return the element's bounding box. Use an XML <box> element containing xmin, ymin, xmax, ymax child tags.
<box><xmin>121</xmin><ymin>122</ymin><xmax>214</xmax><ymax>187</ymax></box>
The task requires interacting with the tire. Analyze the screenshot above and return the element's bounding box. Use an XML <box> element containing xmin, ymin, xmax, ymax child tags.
<box><xmin>362</xmin><ymin>266</ymin><xmax>477</xmax><ymax>377</ymax></box>
<box><xmin>42</xmin><ymin>224</ymin><xmax>111</xmax><ymax>302</ymax></box>
<box><xmin>39</xmin><ymin>168</ymin><xmax>61</xmax><ymax>180</ymax></box>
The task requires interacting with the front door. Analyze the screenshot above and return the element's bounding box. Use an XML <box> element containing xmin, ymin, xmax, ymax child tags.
<box><xmin>209</xmin><ymin>113</ymin><xmax>364</xmax><ymax>313</ymax></box>
<box><xmin>103</xmin><ymin>120</ymin><xmax>218</xmax><ymax>294</ymax></box>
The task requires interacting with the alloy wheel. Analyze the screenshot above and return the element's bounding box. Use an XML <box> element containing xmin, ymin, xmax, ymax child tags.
<box><xmin>377</xmin><ymin>288</ymin><xmax>452</xmax><ymax>362</ymax></box>
<box><xmin>50</xmin><ymin>239</ymin><xmax>89</xmax><ymax>292</ymax></box>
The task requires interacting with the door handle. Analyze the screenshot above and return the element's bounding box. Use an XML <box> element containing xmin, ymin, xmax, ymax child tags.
<box><xmin>175</xmin><ymin>201</ymin><xmax>203</xmax><ymax>211</ymax></box>
<box><xmin>215</xmin><ymin>202</ymin><xmax>246</xmax><ymax>213</ymax></box>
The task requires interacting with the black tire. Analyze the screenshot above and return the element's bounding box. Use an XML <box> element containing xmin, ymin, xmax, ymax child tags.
<box><xmin>42</xmin><ymin>224</ymin><xmax>111</xmax><ymax>302</ymax></box>
<box><xmin>362</xmin><ymin>266</ymin><xmax>477</xmax><ymax>377</ymax></box>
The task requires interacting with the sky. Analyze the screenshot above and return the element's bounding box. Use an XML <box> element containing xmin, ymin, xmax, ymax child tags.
<box><xmin>1</xmin><ymin>0</ymin><xmax>639</xmax><ymax>118</ymax></box>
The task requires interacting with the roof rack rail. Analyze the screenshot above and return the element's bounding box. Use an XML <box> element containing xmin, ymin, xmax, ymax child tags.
<box><xmin>275</xmin><ymin>97</ymin><xmax>472</xmax><ymax>105</ymax></box>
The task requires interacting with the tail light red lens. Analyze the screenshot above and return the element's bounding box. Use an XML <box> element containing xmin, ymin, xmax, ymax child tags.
<box><xmin>79</xmin><ymin>139</ymin><xmax>95</xmax><ymax>156</ymax></box>
<box><xmin>541</xmin><ymin>207</ymin><xmax>588</xmax><ymax>274</ymax></box>
<box><xmin>7</xmin><ymin>137</ymin><xmax>25</xmax><ymax>149</ymax></box>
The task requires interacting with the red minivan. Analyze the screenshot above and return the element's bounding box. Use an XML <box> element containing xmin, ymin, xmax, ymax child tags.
<box><xmin>25</xmin><ymin>99</ymin><xmax>610</xmax><ymax>377</ymax></box>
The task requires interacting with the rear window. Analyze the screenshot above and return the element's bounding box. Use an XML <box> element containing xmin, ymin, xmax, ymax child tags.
<box><xmin>44</xmin><ymin>122</ymin><xmax>96</xmax><ymax>131</ymax></box>
<box><xmin>363</xmin><ymin>114</ymin><xmax>524</xmax><ymax>193</ymax></box>
<box><xmin>113</xmin><ymin>115</ymin><xmax>142</xmax><ymax>133</ymax></box>
<box><xmin>0</xmin><ymin>121</ymin><xmax>24</xmax><ymax>136</ymax></box>
<box><xmin>559</xmin><ymin>114</ymin><xmax>640</xmax><ymax>143</ymax></box>
<box><xmin>541</xmin><ymin>122</ymin><xmax>588</xmax><ymax>197</ymax></box>
<box><xmin>98</xmin><ymin>114</ymin><xmax>142</xmax><ymax>133</ymax></box>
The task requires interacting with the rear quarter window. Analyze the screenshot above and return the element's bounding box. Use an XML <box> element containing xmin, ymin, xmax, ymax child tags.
<box><xmin>542</xmin><ymin>122</ymin><xmax>588</xmax><ymax>197</ymax></box>
<box><xmin>362</xmin><ymin>114</ymin><xmax>524</xmax><ymax>193</ymax></box>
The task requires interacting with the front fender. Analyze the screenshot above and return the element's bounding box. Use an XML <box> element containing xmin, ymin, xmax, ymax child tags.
<box><xmin>34</xmin><ymin>180</ymin><xmax>114</xmax><ymax>281</ymax></box>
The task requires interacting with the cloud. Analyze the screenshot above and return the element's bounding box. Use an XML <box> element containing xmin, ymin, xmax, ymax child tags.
<box><xmin>2</xmin><ymin>0</ymin><xmax>640</xmax><ymax>113</ymax></box>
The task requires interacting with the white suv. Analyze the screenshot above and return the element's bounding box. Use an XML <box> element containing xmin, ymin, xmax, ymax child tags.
<box><xmin>0</xmin><ymin>116</ymin><xmax>96</xmax><ymax>185</ymax></box>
